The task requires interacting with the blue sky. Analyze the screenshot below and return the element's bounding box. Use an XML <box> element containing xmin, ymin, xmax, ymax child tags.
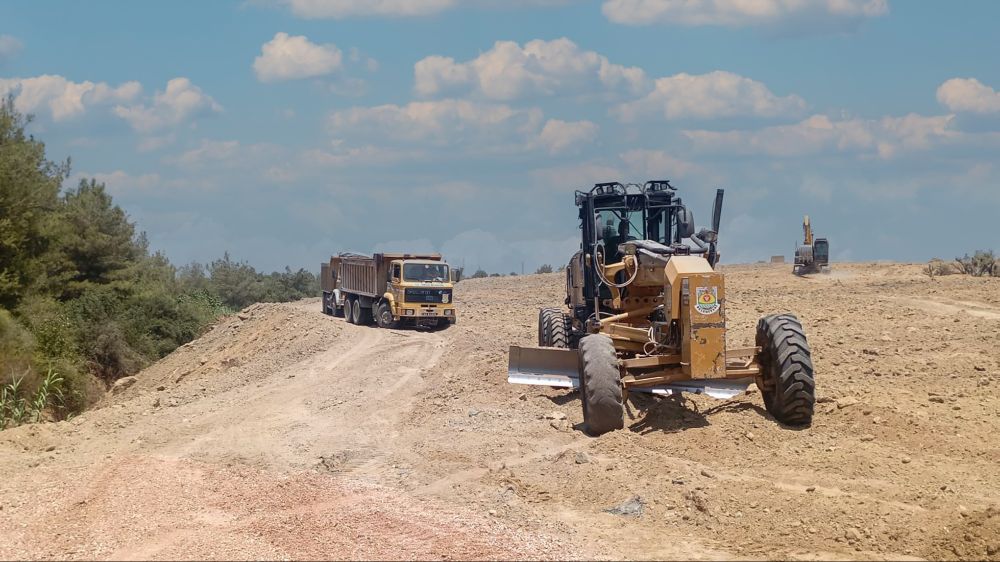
<box><xmin>2</xmin><ymin>0</ymin><xmax>999</xmax><ymax>273</ymax></box>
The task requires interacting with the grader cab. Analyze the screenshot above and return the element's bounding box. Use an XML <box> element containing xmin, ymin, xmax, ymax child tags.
<box><xmin>508</xmin><ymin>181</ymin><xmax>815</xmax><ymax>435</ymax></box>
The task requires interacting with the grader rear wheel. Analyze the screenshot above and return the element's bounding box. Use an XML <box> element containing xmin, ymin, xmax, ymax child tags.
<box><xmin>579</xmin><ymin>334</ymin><xmax>624</xmax><ymax>436</ymax></box>
<box><xmin>756</xmin><ymin>314</ymin><xmax>815</xmax><ymax>426</ymax></box>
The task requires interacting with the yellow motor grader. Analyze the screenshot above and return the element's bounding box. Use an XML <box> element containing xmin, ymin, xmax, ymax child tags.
<box><xmin>508</xmin><ymin>181</ymin><xmax>815</xmax><ymax>435</ymax></box>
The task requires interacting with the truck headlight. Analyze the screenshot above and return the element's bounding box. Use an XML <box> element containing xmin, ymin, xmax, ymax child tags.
<box><xmin>404</xmin><ymin>309</ymin><xmax>415</xmax><ymax>316</ymax></box>
<box><xmin>444</xmin><ymin>309</ymin><xmax>453</xmax><ymax>316</ymax></box>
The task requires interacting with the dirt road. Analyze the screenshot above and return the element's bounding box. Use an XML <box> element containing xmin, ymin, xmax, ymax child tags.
<box><xmin>1</xmin><ymin>263</ymin><xmax>999</xmax><ymax>560</ymax></box>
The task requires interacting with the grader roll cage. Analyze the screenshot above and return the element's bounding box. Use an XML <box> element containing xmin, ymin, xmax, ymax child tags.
<box><xmin>508</xmin><ymin>181</ymin><xmax>816</xmax><ymax>435</ymax></box>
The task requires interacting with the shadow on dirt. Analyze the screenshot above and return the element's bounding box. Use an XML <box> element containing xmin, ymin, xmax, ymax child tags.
<box><xmin>627</xmin><ymin>393</ymin><xmax>710</xmax><ymax>434</ymax></box>
<box><xmin>542</xmin><ymin>390</ymin><xmax>580</xmax><ymax>406</ymax></box>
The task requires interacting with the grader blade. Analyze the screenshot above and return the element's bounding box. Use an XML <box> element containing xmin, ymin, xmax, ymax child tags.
<box><xmin>507</xmin><ymin>346</ymin><xmax>579</xmax><ymax>388</ymax></box>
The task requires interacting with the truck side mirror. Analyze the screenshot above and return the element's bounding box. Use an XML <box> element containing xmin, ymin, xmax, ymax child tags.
<box><xmin>677</xmin><ymin>208</ymin><xmax>695</xmax><ymax>239</ymax></box>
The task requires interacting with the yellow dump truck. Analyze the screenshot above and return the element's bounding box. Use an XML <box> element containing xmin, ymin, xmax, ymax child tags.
<box><xmin>321</xmin><ymin>252</ymin><xmax>456</xmax><ymax>329</ymax></box>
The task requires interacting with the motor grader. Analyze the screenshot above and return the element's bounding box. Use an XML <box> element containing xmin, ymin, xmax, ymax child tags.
<box><xmin>508</xmin><ymin>181</ymin><xmax>815</xmax><ymax>435</ymax></box>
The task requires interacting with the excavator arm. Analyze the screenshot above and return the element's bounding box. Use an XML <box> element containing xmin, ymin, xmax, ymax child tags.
<box><xmin>802</xmin><ymin>215</ymin><xmax>813</xmax><ymax>246</ymax></box>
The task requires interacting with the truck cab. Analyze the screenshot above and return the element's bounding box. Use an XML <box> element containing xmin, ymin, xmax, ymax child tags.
<box><xmin>386</xmin><ymin>259</ymin><xmax>457</xmax><ymax>325</ymax></box>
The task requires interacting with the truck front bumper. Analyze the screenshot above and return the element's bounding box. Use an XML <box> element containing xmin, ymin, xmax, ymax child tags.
<box><xmin>398</xmin><ymin>304</ymin><xmax>456</xmax><ymax>322</ymax></box>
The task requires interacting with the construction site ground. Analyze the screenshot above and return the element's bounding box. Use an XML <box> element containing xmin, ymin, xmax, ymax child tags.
<box><xmin>1</xmin><ymin>262</ymin><xmax>998</xmax><ymax>560</ymax></box>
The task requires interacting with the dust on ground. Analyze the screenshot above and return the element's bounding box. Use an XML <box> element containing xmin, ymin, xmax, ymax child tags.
<box><xmin>1</xmin><ymin>262</ymin><xmax>999</xmax><ymax>560</ymax></box>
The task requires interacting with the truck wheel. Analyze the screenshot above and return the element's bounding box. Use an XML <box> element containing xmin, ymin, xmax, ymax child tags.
<box><xmin>756</xmin><ymin>314</ymin><xmax>815</xmax><ymax>426</ymax></box>
<box><xmin>346</xmin><ymin>297</ymin><xmax>357</xmax><ymax>324</ymax></box>
<box><xmin>375</xmin><ymin>301</ymin><xmax>397</xmax><ymax>329</ymax></box>
<box><xmin>539</xmin><ymin>308</ymin><xmax>570</xmax><ymax>348</ymax></box>
<box><xmin>356</xmin><ymin>301</ymin><xmax>373</xmax><ymax>325</ymax></box>
<box><xmin>578</xmin><ymin>334</ymin><xmax>624</xmax><ymax>436</ymax></box>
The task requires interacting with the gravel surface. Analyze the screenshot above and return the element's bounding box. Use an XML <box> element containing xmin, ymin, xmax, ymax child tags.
<box><xmin>1</xmin><ymin>262</ymin><xmax>999</xmax><ymax>560</ymax></box>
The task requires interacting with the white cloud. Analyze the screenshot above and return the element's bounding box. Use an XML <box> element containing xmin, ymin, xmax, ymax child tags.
<box><xmin>414</xmin><ymin>38</ymin><xmax>647</xmax><ymax>100</ymax></box>
<box><xmin>167</xmin><ymin>139</ymin><xmax>291</xmax><ymax>177</ymax></box>
<box><xmin>937</xmin><ymin>78</ymin><xmax>1000</xmax><ymax>114</ymax></box>
<box><xmin>328</xmin><ymin>99</ymin><xmax>543</xmax><ymax>146</ymax></box>
<box><xmin>533</xmin><ymin>119</ymin><xmax>598</xmax><ymax>154</ymax></box>
<box><xmin>613</xmin><ymin>70</ymin><xmax>806</xmax><ymax>121</ymax></box>
<box><xmin>602</xmin><ymin>0</ymin><xmax>888</xmax><ymax>28</ymax></box>
<box><xmin>0</xmin><ymin>35</ymin><xmax>22</xmax><ymax>61</ymax></box>
<box><xmin>253</xmin><ymin>32</ymin><xmax>343</xmax><ymax>82</ymax></box>
<box><xmin>0</xmin><ymin>75</ymin><xmax>141</xmax><ymax>121</ymax></box>
<box><xmin>683</xmin><ymin>113</ymin><xmax>958</xmax><ymax>158</ymax></box>
<box><xmin>113</xmin><ymin>78</ymin><xmax>222</xmax><ymax>133</ymax></box>
<box><xmin>328</xmin><ymin>99</ymin><xmax>598</xmax><ymax>155</ymax></box>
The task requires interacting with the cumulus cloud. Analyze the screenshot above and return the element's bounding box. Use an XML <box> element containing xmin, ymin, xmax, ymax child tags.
<box><xmin>533</xmin><ymin>119</ymin><xmax>598</xmax><ymax>154</ymax></box>
<box><xmin>683</xmin><ymin>113</ymin><xmax>958</xmax><ymax>159</ymax></box>
<box><xmin>113</xmin><ymin>78</ymin><xmax>222</xmax><ymax>133</ymax></box>
<box><xmin>0</xmin><ymin>75</ymin><xmax>141</xmax><ymax>121</ymax></box>
<box><xmin>328</xmin><ymin>99</ymin><xmax>543</xmax><ymax>145</ymax></box>
<box><xmin>253</xmin><ymin>32</ymin><xmax>343</xmax><ymax>82</ymax></box>
<box><xmin>602</xmin><ymin>0</ymin><xmax>888</xmax><ymax>29</ymax></box>
<box><xmin>414</xmin><ymin>38</ymin><xmax>647</xmax><ymax>100</ymax></box>
<box><xmin>328</xmin><ymin>99</ymin><xmax>597</xmax><ymax>155</ymax></box>
<box><xmin>0</xmin><ymin>35</ymin><xmax>22</xmax><ymax>62</ymax></box>
<box><xmin>937</xmin><ymin>78</ymin><xmax>1000</xmax><ymax>114</ymax></box>
<box><xmin>613</xmin><ymin>71</ymin><xmax>806</xmax><ymax>121</ymax></box>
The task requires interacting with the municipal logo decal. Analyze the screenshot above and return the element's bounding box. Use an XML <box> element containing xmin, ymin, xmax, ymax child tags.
<box><xmin>695</xmin><ymin>287</ymin><xmax>720</xmax><ymax>315</ymax></box>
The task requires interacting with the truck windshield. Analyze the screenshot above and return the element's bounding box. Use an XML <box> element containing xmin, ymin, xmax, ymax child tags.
<box><xmin>403</xmin><ymin>263</ymin><xmax>449</xmax><ymax>282</ymax></box>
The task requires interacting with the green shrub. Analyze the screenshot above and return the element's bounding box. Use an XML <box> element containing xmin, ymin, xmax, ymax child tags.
<box><xmin>0</xmin><ymin>367</ymin><xmax>67</xmax><ymax>429</ymax></box>
<box><xmin>0</xmin><ymin>309</ymin><xmax>35</xmax><ymax>382</ymax></box>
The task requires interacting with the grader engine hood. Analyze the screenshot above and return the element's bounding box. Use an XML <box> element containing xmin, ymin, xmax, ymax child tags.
<box><xmin>670</xmin><ymin>264</ymin><xmax>727</xmax><ymax>379</ymax></box>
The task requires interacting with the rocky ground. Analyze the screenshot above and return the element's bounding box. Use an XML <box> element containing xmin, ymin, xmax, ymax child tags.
<box><xmin>1</xmin><ymin>262</ymin><xmax>998</xmax><ymax>560</ymax></box>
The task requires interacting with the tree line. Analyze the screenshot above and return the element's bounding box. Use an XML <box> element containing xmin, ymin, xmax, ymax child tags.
<box><xmin>0</xmin><ymin>97</ymin><xmax>316</xmax><ymax>425</ymax></box>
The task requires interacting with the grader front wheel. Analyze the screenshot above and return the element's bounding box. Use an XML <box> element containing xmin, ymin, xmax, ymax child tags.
<box><xmin>756</xmin><ymin>314</ymin><xmax>815</xmax><ymax>426</ymax></box>
<box><xmin>579</xmin><ymin>334</ymin><xmax>624</xmax><ymax>436</ymax></box>
<box><xmin>538</xmin><ymin>308</ymin><xmax>570</xmax><ymax>348</ymax></box>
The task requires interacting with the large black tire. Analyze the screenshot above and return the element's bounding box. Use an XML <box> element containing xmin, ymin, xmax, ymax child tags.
<box><xmin>375</xmin><ymin>301</ymin><xmax>397</xmax><ymax>329</ymax></box>
<box><xmin>537</xmin><ymin>309</ymin><xmax>548</xmax><ymax>346</ymax></box>
<box><xmin>538</xmin><ymin>308</ymin><xmax>571</xmax><ymax>348</ymax></box>
<box><xmin>756</xmin><ymin>314</ymin><xmax>815</xmax><ymax>426</ymax></box>
<box><xmin>356</xmin><ymin>300</ymin><xmax>373</xmax><ymax>325</ymax></box>
<box><xmin>346</xmin><ymin>296</ymin><xmax>357</xmax><ymax>324</ymax></box>
<box><xmin>578</xmin><ymin>334</ymin><xmax>624</xmax><ymax>436</ymax></box>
